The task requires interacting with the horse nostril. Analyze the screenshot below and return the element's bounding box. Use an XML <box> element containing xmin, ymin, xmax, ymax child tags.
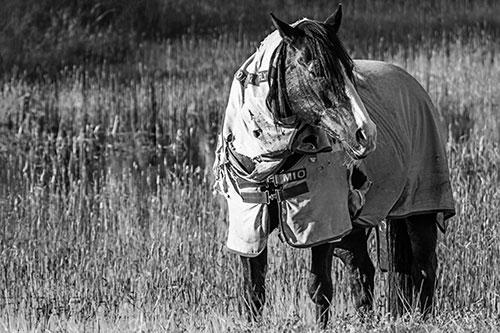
<box><xmin>356</xmin><ymin>128</ymin><xmax>367</xmax><ymax>144</ymax></box>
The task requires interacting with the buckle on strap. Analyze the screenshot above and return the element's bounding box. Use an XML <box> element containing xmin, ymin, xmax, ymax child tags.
<box><xmin>240</xmin><ymin>183</ymin><xmax>309</xmax><ymax>204</ymax></box>
<box><xmin>235</xmin><ymin>70</ymin><xmax>269</xmax><ymax>87</ymax></box>
<box><xmin>240</xmin><ymin>190</ymin><xmax>276</xmax><ymax>204</ymax></box>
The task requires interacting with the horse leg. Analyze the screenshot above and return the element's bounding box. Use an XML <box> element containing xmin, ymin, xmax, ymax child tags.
<box><xmin>333</xmin><ymin>227</ymin><xmax>375</xmax><ymax>316</ymax></box>
<box><xmin>387</xmin><ymin>215</ymin><xmax>437</xmax><ymax>316</ymax></box>
<box><xmin>387</xmin><ymin>218</ymin><xmax>413</xmax><ymax>316</ymax></box>
<box><xmin>308</xmin><ymin>242</ymin><xmax>334</xmax><ymax>328</ymax></box>
<box><xmin>239</xmin><ymin>200</ymin><xmax>279</xmax><ymax>322</ymax></box>
<box><xmin>406</xmin><ymin>213</ymin><xmax>438</xmax><ymax>316</ymax></box>
<box><xmin>240</xmin><ymin>248</ymin><xmax>268</xmax><ymax>321</ymax></box>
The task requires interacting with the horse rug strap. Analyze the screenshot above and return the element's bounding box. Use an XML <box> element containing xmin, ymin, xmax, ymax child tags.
<box><xmin>224</xmin><ymin>151</ymin><xmax>352</xmax><ymax>257</ymax></box>
<box><xmin>236</xmin><ymin>168</ymin><xmax>308</xmax><ymax>204</ymax></box>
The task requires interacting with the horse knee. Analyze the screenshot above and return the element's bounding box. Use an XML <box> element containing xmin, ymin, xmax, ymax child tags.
<box><xmin>411</xmin><ymin>251</ymin><xmax>437</xmax><ymax>300</ymax></box>
<box><xmin>413</xmin><ymin>250</ymin><xmax>436</xmax><ymax>277</ymax></box>
<box><xmin>411</xmin><ymin>267</ymin><xmax>436</xmax><ymax>316</ymax></box>
<box><xmin>406</xmin><ymin>216</ymin><xmax>437</xmax><ymax>284</ymax></box>
<box><xmin>402</xmin><ymin>215</ymin><xmax>438</xmax><ymax>315</ymax></box>
<box><xmin>412</xmin><ymin>249</ymin><xmax>437</xmax><ymax>285</ymax></box>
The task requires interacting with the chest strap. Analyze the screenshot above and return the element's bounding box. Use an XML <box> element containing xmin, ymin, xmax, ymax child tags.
<box><xmin>239</xmin><ymin>182</ymin><xmax>309</xmax><ymax>204</ymax></box>
<box><xmin>230</xmin><ymin>163</ymin><xmax>310</xmax><ymax>204</ymax></box>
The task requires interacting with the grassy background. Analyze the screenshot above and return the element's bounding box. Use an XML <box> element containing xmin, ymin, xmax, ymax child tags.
<box><xmin>0</xmin><ymin>0</ymin><xmax>499</xmax><ymax>332</ymax></box>
<box><xmin>1</xmin><ymin>0</ymin><xmax>500</xmax><ymax>75</ymax></box>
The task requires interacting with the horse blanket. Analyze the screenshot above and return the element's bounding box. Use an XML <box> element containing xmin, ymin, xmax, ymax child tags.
<box><xmin>353</xmin><ymin>60</ymin><xmax>455</xmax><ymax>227</ymax></box>
<box><xmin>214</xmin><ymin>31</ymin><xmax>455</xmax><ymax>257</ymax></box>
<box><xmin>214</xmin><ymin>30</ymin><xmax>355</xmax><ymax>256</ymax></box>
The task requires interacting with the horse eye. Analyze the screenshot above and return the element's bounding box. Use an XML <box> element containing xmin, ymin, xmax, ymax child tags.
<box><xmin>307</xmin><ymin>60</ymin><xmax>322</xmax><ymax>77</ymax></box>
<box><xmin>297</xmin><ymin>58</ymin><xmax>307</xmax><ymax>68</ymax></box>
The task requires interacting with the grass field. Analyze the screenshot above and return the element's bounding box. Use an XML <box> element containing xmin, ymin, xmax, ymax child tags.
<box><xmin>1</xmin><ymin>1</ymin><xmax>500</xmax><ymax>332</ymax></box>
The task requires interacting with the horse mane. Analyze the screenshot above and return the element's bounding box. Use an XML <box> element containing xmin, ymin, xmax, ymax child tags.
<box><xmin>297</xmin><ymin>19</ymin><xmax>355</xmax><ymax>91</ymax></box>
<box><xmin>267</xmin><ymin>43</ymin><xmax>292</xmax><ymax>123</ymax></box>
<box><xmin>267</xmin><ymin>19</ymin><xmax>355</xmax><ymax>123</ymax></box>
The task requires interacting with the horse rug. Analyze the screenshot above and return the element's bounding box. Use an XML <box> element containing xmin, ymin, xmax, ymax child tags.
<box><xmin>214</xmin><ymin>32</ymin><xmax>456</xmax><ymax>257</ymax></box>
<box><xmin>353</xmin><ymin>60</ymin><xmax>455</xmax><ymax>228</ymax></box>
<box><xmin>214</xmin><ymin>30</ymin><xmax>355</xmax><ymax>257</ymax></box>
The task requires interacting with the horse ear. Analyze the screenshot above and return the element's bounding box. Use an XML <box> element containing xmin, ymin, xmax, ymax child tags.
<box><xmin>324</xmin><ymin>3</ymin><xmax>342</xmax><ymax>33</ymax></box>
<box><xmin>270</xmin><ymin>13</ymin><xmax>300</xmax><ymax>45</ymax></box>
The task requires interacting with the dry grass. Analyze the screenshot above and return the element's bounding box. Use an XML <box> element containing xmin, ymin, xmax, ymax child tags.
<box><xmin>1</xmin><ymin>6</ymin><xmax>500</xmax><ymax>333</ymax></box>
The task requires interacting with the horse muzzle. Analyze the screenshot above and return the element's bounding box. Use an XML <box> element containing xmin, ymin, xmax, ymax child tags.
<box><xmin>351</xmin><ymin>125</ymin><xmax>377</xmax><ymax>159</ymax></box>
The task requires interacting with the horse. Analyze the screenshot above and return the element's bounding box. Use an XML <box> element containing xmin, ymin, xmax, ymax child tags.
<box><xmin>213</xmin><ymin>4</ymin><xmax>455</xmax><ymax>328</ymax></box>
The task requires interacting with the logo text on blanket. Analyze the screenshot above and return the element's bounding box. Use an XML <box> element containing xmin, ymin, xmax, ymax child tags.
<box><xmin>268</xmin><ymin>168</ymin><xmax>307</xmax><ymax>185</ymax></box>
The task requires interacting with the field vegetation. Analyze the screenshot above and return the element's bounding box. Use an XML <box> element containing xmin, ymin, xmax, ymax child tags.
<box><xmin>0</xmin><ymin>0</ymin><xmax>499</xmax><ymax>332</ymax></box>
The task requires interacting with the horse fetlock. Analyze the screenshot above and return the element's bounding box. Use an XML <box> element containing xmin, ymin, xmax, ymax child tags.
<box><xmin>315</xmin><ymin>303</ymin><xmax>330</xmax><ymax>329</ymax></box>
<box><xmin>307</xmin><ymin>280</ymin><xmax>332</xmax><ymax>329</ymax></box>
<box><xmin>352</xmin><ymin>287</ymin><xmax>373</xmax><ymax>309</ymax></box>
<box><xmin>350</xmin><ymin>276</ymin><xmax>374</xmax><ymax>313</ymax></box>
<box><xmin>243</xmin><ymin>291</ymin><xmax>265</xmax><ymax>321</ymax></box>
<box><xmin>308</xmin><ymin>277</ymin><xmax>333</xmax><ymax>305</ymax></box>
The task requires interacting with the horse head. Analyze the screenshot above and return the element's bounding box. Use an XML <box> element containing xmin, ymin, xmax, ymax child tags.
<box><xmin>270</xmin><ymin>5</ymin><xmax>376</xmax><ymax>159</ymax></box>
